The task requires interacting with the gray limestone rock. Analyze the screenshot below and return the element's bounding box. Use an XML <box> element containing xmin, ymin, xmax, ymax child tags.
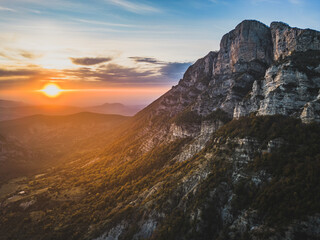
<box><xmin>271</xmin><ymin>21</ymin><xmax>320</xmax><ymax>61</ymax></box>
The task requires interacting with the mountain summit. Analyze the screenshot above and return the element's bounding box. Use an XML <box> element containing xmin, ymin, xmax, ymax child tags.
<box><xmin>144</xmin><ymin>20</ymin><xmax>320</xmax><ymax>121</ymax></box>
<box><xmin>0</xmin><ymin>20</ymin><xmax>319</xmax><ymax>240</ymax></box>
<box><xmin>130</xmin><ymin>20</ymin><xmax>320</xmax><ymax>153</ymax></box>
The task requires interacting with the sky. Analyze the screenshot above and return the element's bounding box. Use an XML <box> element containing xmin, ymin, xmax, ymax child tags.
<box><xmin>0</xmin><ymin>0</ymin><xmax>319</xmax><ymax>106</ymax></box>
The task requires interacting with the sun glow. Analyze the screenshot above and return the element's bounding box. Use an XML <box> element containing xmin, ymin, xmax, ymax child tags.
<box><xmin>39</xmin><ymin>83</ymin><xmax>62</xmax><ymax>98</ymax></box>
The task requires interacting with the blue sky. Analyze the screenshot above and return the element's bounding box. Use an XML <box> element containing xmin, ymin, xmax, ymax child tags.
<box><xmin>0</xmin><ymin>0</ymin><xmax>319</xmax><ymax>105</ymax></box>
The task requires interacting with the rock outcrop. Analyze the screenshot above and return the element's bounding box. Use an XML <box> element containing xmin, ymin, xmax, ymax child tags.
<box><xmin>271</xmin><ymin>22</ymin><xmax>320</xmax><ymax>61</ymax></box>
<box><xmin>143</xmin><ymin>20</ymin><xmax>319</xmax><ymax>124</ymax></box>
<box><xmin>135</xmin><ymin>20</ymin><xmax>319</xmax><ymax>156</ymax></box>
<box><xmin>149</xmin><ymin>20</ymin><xmax>273</xmax><ymax>118</ymax></box>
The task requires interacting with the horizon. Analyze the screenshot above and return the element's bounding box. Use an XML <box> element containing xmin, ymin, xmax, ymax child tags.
<box><xmin>0</xmin><ymin>97</ymin><xmax>146</xmax><ymax>108</ymax></box>
<box><xmin>0</xmin><ymin>0</ymin><xmax>319</xmax><ymax>106</ymax></box>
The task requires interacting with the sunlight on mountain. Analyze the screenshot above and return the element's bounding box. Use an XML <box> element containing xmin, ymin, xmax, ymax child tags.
<box><xmin>0</xmin><ymin>0</ymin><xmax>319</xmax><ymax>237</ymax></box>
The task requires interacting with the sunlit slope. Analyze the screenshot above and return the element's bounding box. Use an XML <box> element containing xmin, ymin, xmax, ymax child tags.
<box><xmin>0</xmin><ymin>112</ymin><xmax>129</xmax><ymax>182</ymax></box>
<box><xmin>0</xmin><ymin>116</ymin><xmax>319</xmax><ymax>239</ymax></box>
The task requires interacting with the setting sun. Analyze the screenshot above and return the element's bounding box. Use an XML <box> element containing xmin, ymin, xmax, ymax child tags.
<box><xmin>39</xmin><ymin>83</ymin><xmax>62</xmax><ymax>98</ymax></box>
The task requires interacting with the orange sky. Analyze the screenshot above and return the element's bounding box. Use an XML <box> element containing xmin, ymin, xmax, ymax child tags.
<box><xmin>0</xmin><ymin>84</ymin><xmax>170</xmax><ymax>106</ymax></box>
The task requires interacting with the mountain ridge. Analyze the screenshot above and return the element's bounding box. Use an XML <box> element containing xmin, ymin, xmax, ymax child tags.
<box><xmin>0</xmin><ymin>101</ymin><xmax>144</xmax><ymax>121</ymax></box>
<box><xmin>123</xmin><ymin>19</ymin><xmax>320</xmax><ymax>155</ymax></box>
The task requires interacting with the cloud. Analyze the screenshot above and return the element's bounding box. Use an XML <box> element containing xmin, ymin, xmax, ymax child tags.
<box><xmin>0</xmin><ymin>48</ymin><xmax>41</xmax><ymax>61</ymax></box>
<box><xmin>19</xmin><ymin>50</ymin><xmax>39</xmax><ymax>59</ymax></box>
<box><xmin>65</xmin><ymin>64</ymin><xmax>156</xmax><ymax>84</ymax></box>
<box><xmin>101</xmin><ymin>64</ymin><xmax>154</xmax><ymax>77</ymax></box>
<box><xmin>70</xmin><ymin>57</ymin><xmax>113</xmax><ymax>66</ymax></box>
<box><xmin>107</xmin><ymin>0</ymin><xmax>160</xmax><ymax>14</ymax></box>
<box><xmin>130</xmin><ymin>56</ymin><xmax>192</xmax><ymax>79</ymax></box>
<box><xmin>160</xmin><ymin>62</ymin><xmax>191</xmax><ymax>79</ymax></box>
<box><xmin>0</xmin><ymin>68</ymin><xmax>38</xmax><ymax>77</ymax></box>
<box><xmin>0</xmin><ymin>52</ymin><xmax>11</xmax><ymax>60</ymax></box>
<box><xmin>130</xmin><ymin>57</ymin><xmax>165</xmax><ymax>64</ymax></box>
<box><xmin>0</xmin><ymin>67</ymin><xmax>61</xmax><ymax>88</ymax></box>
<box><xmin>0</xmin><ymin>59</ymin><xmax>192</xmax><ymax>90</ymax></box>
<box><xmin>0</xmin><ymin>6</ymin><xmax>16</xmax><ymax>12</ymax></box>
<box><xmin>73</xmin><ymin>18</ymin><xmax>137</xmax><ymax>28</ymax></box>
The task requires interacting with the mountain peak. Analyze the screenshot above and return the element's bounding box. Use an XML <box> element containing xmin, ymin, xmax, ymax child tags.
<box><xmin>270</xmin><ymin>21</ymin><xmax>320</xmax><ymax>61</ymax></box>
<box><xmin>236</xmin><ymin>19</ymin><xmax>269</xmax><ymax>29</ymax></box>
<box><xmin>139</xmin><ymin>19</ymin><xmax>319</xmax><ymax>135</ymax></box>
<box><xmin>270</xmin><ymin>21</ymin><xmax>290</xmax><ymax>30</ymax></box>
<box><xmin>217</xmin><ymin>19</ymin><xmax>273</xmax><ymax>75</ymax></box>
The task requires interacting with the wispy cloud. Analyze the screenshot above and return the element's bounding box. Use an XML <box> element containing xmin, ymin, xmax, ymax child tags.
<box><xmin>0</xmin><ymin>48</ymin><xmax>41</xmax><ymax>61</ymax></box>
<box><xmin>0</xmin><ymin>58</ymin><xmax>191</xmax><ymax>89</ymax></box>
<box><xmin>0</xmin><ymin>66</ymin><xmax>59</xmax><ymax>88</ymax></box>
<box><xmin>130</xmin><ymin>56</ymin><xmax>192</xmax><ymax>80</ymax></box>
<box><xmin>0</xmin><ymin>6</ymin><xmax>16</xmax><ymax>12</ymax></box>
<box><xmin>19</xmin><ymin>50</ymin><xmax>40</xmax><ymax>59</ymax></box>
<box><xmin>27</xmin><ymin>9</ymin><xmax>42</xmax><ymax>14</ymax></box>
<box><xmin>0</xmin><ymin>68</ymin><xmax>37</xmax><ymax>77</ymax></box>
<box><xmin>73</xmin><ymin>18</ymin><xmax>137</xmax><ymax>28</ymax></box>
<box><xmin>65</xmin><ymin>63</ymin><xmax>157</xmax><ymax>84</ymax></box>
<box><xmin>160</xmin><ymin>62</ymin><xmax>191</xmax><ymax>79</ymax></box>
<box><xmin>130</xmin><ymin>57</ymin><xmax>165</xmax><ymax>64</ymax></box>
<box><xmin>70</xmin><ymin>57</ymin><xmax>113</xmax><ymax>66</ymax></box>
<box><xmin>106</xmin><ymin>0</ymin><xmax>160</xmax><ymax>14</ymax></box>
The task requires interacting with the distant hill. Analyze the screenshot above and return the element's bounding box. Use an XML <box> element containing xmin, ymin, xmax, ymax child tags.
<box><xmin>85</xmin><ymin>102</ymin><xmax>144</xmax><ymax>116</ymax></box>
<box><xmin>0</xmin><ymin>105</ymin><xmax>82</xmax><ymax>121</ymax></box>
<box><xmin>0</xmin><ymin>112</ymin><xmax>129</xmax><ymax>182</ymax></box>
<box><xmin>0</xmin><ymin>101</ymin><xmax>144</xmax><ymax>121</ymax></box>
<box><xmin>0</xmin><ymin>99</ymin><xmax>25</xmax><ymax>108</ymax></box>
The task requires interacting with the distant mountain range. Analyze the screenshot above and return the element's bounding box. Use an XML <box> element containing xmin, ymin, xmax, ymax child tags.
<box><xmin>0</xmin><ymin>99</ymin><xmax>144</xmax><ymax>121</ymax></box>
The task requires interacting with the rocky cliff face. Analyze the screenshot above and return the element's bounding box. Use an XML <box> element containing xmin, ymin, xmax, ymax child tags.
<box><xmin>233</xmin><ymin>22</ymin><xmax>320</xmax><ymax>122</ymax></box>
<box><xmin>149</xmin><ymin>20</ymin><xmax>274</xmax><ymax>118</ymax></box>
<box><xmin>135</xmin><ymin>20</ymin><xmax>319</xmax><ymax>155</ymax></box>
<box><xmin>271</xmin><ymin>22</ymin><xmax>320</xmax><ymax>61</ymax></box>
<box><xmin>141</xmin><ymin>20</ymin><xmax>319</xmax><ymax>127</ymax></box>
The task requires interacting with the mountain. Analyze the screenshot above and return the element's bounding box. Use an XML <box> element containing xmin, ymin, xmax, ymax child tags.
<box><xmin>0</xmin><ymin>99</ymin><xmax>25</xmax><ymax>108</ymax></box>
<box><xmin>0</xmin><ymin>20</ymin><xmax>319</xmax><ymax>240</ymax></box>
<box><xmin>0</xmin><ymin>104</ymin><xmax>82</xmax><ymax>121</ymax></box>
<box><xmin>0</xmin><ymin>112</ymin><xmax>129</xmax><ymax>182</ymax></box>
<box><xmin>85</xmin><ymin>103</ymin><xmax>144</xmax><ymax>116</ymax></box>
<box><xmin>0</xmin><ymin>102</ymin><xmax>144</xmax><ymax>121</ymax></box>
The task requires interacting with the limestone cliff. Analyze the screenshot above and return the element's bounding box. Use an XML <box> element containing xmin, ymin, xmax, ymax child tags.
<box><xmin>271</xmin><ymin>21</ymin><xmax>320</xmax><ymax>61</ymax></box>
<box><xmin>134</xmin><ymin>20</ymin><xmax>319</xmax><ymax>156</ymax></box>
<box><xmin>141</xmin><ymin>20</ymin><xmax>319</xmax><ymax>125</ymax></box>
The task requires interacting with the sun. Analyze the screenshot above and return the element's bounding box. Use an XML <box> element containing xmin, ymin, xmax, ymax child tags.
<box><xmin>39</xmin><ymin>83</ymin><xmax>62</xmax><ymax>98</ymax></box>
